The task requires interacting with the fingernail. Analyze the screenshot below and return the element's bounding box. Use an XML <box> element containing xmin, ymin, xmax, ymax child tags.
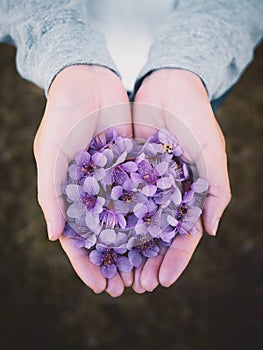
<box><xmin>211</xmin><ymin>219</ymin><xmax>220</xmax><ymax>236</ymax></box>
<box><xmin>46</xmin><ymin>222</ymin><xmax>54</xmax><ymax>240</ymax></box>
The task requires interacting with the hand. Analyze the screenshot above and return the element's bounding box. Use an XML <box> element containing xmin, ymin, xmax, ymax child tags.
<box><xmin>132</xmin><ymin>69</ymin><xmax>231</xmax><ymax>292</ymax></box>
<box><xmin>33</xmin><ymin>65</ymin><xmax>133</xmax><ymax>297</ymax></box>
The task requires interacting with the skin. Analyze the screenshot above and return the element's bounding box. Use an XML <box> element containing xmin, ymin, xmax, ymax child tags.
<box><xmin>133</xmin><ymin>68</ymin><xmax>231</xmax><ymax>291</ymax></box>
<box><xmin>33</xmin><ymin>65</ymin><xmax>132</xmax><ymax>297</ymax></box>
<box><xmin>33</xmin><ymin>65</ymin><xmax>231</xmax><ymax>297</ymax></box>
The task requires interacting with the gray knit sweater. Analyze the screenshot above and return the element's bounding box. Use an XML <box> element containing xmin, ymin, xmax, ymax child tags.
<box><xmin>0</xmin><ymin>0</ymin><xmax>262</xmax><ymax>100</ymax></box>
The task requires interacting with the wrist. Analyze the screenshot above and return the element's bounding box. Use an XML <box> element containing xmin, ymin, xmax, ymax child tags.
<box><xmin>142</xmin><ymin>68</ymin><xmax>208</xmax><ymax>99</ymax></box>
<box><xmin>49</xmin><ymin>64</ymin><xmax>119</xmax><ymax>95</ymax></box>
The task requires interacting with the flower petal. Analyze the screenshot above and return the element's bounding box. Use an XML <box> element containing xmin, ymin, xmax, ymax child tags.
<box><xmin>134</xmin><ymin>203</ymin><xmax>148</xmax><ymax>219</ymax></box>
<box><xmin>135</xmin><ymin>221</ymin><xmax>147</xmax><ymax>235</ymax></box>
<box><xmin>114</xmin><ymin>151</ymin><xmax>127</xmax><ymax>167</ymax></box>
<box><xmin>155</xmin><ymin>161</ymin><xmax>168</xmax><ymax>176</ymax></box>
<box><xmin>167</xmin><ymin>215</ymin><xmax>179</xmax><ymax>227</ymax></box>
<box><xmin>147</xmin><ymin>199</ymin><xmax>158</xmax><ymax>213</ymax></box>
<box><xmin>111</xmin><ymin>186</ymin><xmax>123</xmax><ymax>200</ymax></box>
<box><xmin>142</xmin><ymin>184</ymin><xmax>157</xmax><ymax>197</ymax></box>
<box><xmin>84</xmin><ymin>234</ymin><xmax>97</xmax><ymax>249</ymax></box>
<box><xmin>123</xmin><ymin>138</ymin><xmax>133</xmax><ymax>153</ymax></box>
<box><xmin>101</xmin><ymin>264</ymin><xmax>117</xmax><ymax>279</ymax></box>
<box><xmin>75</xmin><ymin>151</ymin><xmax>90</xmax><ymax>164</ymax></box>
<box><xmin>191</xmin><ymin>178</ymin><xmax>209</xmax><ymax>193</ymax></box>
<box><xmin>117</xmin><ymin>213</ymin><xmax>126</xmax><ymax>229</ymax></box>
<box><xmin>144</xmin><ymin>142</ymin><xmax>158</xmax><ymax>156</ymax></box>
<box><xmin>85</xmin><ymin>212</ymin><xmax>100</xmax><ymax>230</ymax></box>
<box><xmin>115</xmin><ymin>232</ymin><xmax>129</xmax><ymax>246</ymax></box>
<box><xmin>143</xmin><ymin>248</ymin><xmax>159</xmax><ymax>258</ymax></box>
<box><xmin>63</xmin><ymin>224</ymin><xmax>79</xmax><ymax>238</ymax></box>
<box><xmin>117</xmin><ymin>256</ymin><xmax>133</xmax><ymax>272</ymax></box>
<box><xmin>126</xmin><ymin>214</ymin><xmax>138</xmax><ymax>228</ymax></box>
<box><xmin>161</xmin><ymin>229</ymin><xmax>176</xmax><ymax>243</ymax></box>
<box><xmin>67</xmin><ymin>202</ymin><xmax>84</xmax><ymax>219</ymax></box>
<box><xmin>121</xmin><ymin>161</ymin><xmax>138</xmax><ymax>173</ymax></box>
<box><xmin>158</xmin><ymin>129</ymin><xmax>170</xmax><ymax>144</ymax></box>
<box><xmin>183</xmin><ymin>190</ymin><xmax>194</xmax><ymax>203</ymax></box>
<box><xmin>186</xmin><ymin>206</ymin><xmax>202</xmax><ymax>222</ymax></box>
<box><xmin>130</xmin><ymin>172</ymin><xmax>144</xmax><ymax>183</ymax></box>
<box><xmin>128</xmin><ymin>249</ymin><xmax>143</xmax><ymax>268</ymax></box>
<box><xmin>93</xmin><ymin>197</ymin><xmax>105</xmax><ymax>215</ymax></box>
<box><xmin>156</xmin><ymin>177</ymin><xmax>172</xmax><ymax>190</ymax></box>
<box><xmin>83</xmin><ymin>177</ymin><xmax>99</xmax><ymax>195</ymax></box>
<box><xmin>92</xmin><ymin>152</ymin><xmax>107</xmax><ymax>167</ymax></box>
<box><xmin>66</xmin><ymin>184</ymin><xmax>83</xmax><ymax>201</ymax></box>
<box><xmin>89</xmin><ymin>250</ymin><xmax>102</xmax><ymax>266</ymax></box>
<box><xmin>68</xmin><ymin>164</ymin><xmax>78</xmax><ymax>181</ymax></box>
<box><xmin>102</xmin><ymin>148</ymin><xmax>114</xmax><ymax>164</ymax></box>
<box><xmin>114</xmin><ymin>200</ymin><xmax>129</xmax><ymax>214</ymax></box>
<box><xmin>182</xmin><ymin>163</ymin><xmax>189</xmax><ymax>179</ymax></box>
<box><xmin>171</xmin><ymin>186</ymin><xmax>182</xmax><ymax>205</ymax></box>
<box><xmin>99</xmin><ymin>229</ymin><xmax>117</xmax><ymax>246</ymax></box>
<box><xmin>173</xmin><ymin>144</ymin><xmax>182</xmax><ymax>156</ymax></box>
<box><xmin>103</xmin><ymin>170</ymin><xmax>113</xmax><ymax>185</ymax></box>
<box><xmin>148</xmin><ymin>225</ymin><xmax>161</xmax><ymax>238</ymax></box>
<box><xmin>123</xmin><ymin>178</ymin><xmax>138</xmax><ymax>191</ymax></box>
<box><xmin>94</xmin><ymin>168</ymin><xmax>106</xmax><ymax>181</ymax></box>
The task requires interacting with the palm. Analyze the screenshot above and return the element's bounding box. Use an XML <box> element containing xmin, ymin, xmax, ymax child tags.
<box><xmin>132</xmin><ymin>69</ymin><xmax>231</xmax><ymax>292</ymax></box>
<box><xmin>34</xmin><ymin>65</ymin><xmax>132</xmax><ymax>297</ymax></box>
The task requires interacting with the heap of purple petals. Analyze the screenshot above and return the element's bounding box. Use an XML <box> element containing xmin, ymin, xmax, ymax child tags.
<box><xmin>62</xmin><ymin>128</ymin><xmax>208</xmax><ymax>279</ymax></box>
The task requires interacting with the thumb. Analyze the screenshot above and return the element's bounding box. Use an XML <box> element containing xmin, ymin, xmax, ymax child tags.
<box><xmin>33</xmin><ymin>128</ymin><xmax>66</xmax><ymax>241</ymax></box>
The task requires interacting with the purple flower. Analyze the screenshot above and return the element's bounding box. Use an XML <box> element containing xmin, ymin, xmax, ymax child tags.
<box><xmin>62</xmin><ymin>127</ymin><xmax>209</xmax><ymax>278</ymax></box>
<box><xmin>168</xmin><ymin>158</ymin><xmax>189</xmax><ymax>182</ymax></box>
<box><xmin>68</xmin><ymin>150</ymin><xmax>107</xmax><ymax>184</ymax></box>
<box><xmin>89</xmin><ymin>128</ymin><xmax>118</xmax><ymax>153</ymax></box>
<box><xmin>111</xmin><ymin>179</ymin><xmax>146</xmax><ymax>214</ymax></box>
<box><xmin>183</xmin><ymin>177</ymin><xmax>209</xmax><ymax>203</ymax></box>
<box><xmin>63</xmin><ymin>223</ymin><xmax>96</xmax><ymax>249</ymax></box>
<box><xmin>65</xmin><ymin>177</ymin><xmax>105</xmax><ymax>220</ymax></box>
<box><xmin>89</xmin><ymin>244</ymin><xmax>133</xmax><ymax>278</ymax></box>
<box><xmin>130</xmin><ymin>159</ymin><xmax>159</xmax><ymax>196</ymax></box>
<box><xmin>100</xmin><ymin>208</ymin><xmax>126</xmax><ymax>229</ymax></box>
<box><xmin>162</xmin><ymin>204</ymin><xmax>202</xmax><ymax>240</ymax></box>
<box><xmin>127</xmin><ymin>235</ymin><xmax>160</xmax><ymax>267</ymax></box>
<box><xmin>134</xmin><ymin>199</ymin><xmax>162</xmax><ymax>238</ymax></box>
<box><xmin>104</xmin><ymin>158</ymin><xmax>138</xmax><ymax>186</ymax></box>
<box><xmin>149</xmin><ymin>128</ymin><xmax>182</xmax><ymax>156</ymax></box>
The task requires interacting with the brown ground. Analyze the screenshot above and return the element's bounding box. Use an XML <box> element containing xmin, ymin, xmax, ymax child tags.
<box><xmin>0</xmin><ymin>43</ymin><xmax>262</xmax><ymax>350</ymax></box>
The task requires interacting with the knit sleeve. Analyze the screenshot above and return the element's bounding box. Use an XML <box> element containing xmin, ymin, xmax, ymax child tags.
<box><xmin>0</xmin><ymin>0</ymin><xmax>119</xmax><ymax>96</ymax></box>
<box><xmin>135</xmin><ymin>0</ymin><xmax>263</xmax><ymax>100</ymax></box>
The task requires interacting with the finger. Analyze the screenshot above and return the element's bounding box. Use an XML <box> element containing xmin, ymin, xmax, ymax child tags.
<box><xmin>198</xmin><ymin>143</ymin><xmax>231</xmax><ymax>236</ymax></box>
<box><xmin>132</xmin><ymin>258</ymin><xmax>147</xmax><ymax>294</ymax></box>
<box><xmin>59</xmin><ymin>235</ymin><xmax>107</xmax><ymax>293</ymax></box>
<box><xmin>140</xmin><ymin>246</ymin><xmax>167</xmax><ymax>291</ymax></box>
<box><xmin>120</xmin><ymin>270</ymin><xmax>134</xmax><ymax>287</ymax></box>
<box><xmin>34</xmin><ymin>133</ymin><xmax>67</xmax><ymax>241</ymax></box>
<box><xmin>159</xmin><ymin>219</ymin><xmax>203</xmax><ymax>287</ymax></box>
<box><xmin>106</xmin><ymin>272</ymin><xmax>125</xmax><ymax>297</ymax></box>
<box><xmin>133</xmin><ymin>98</ymin><xmax>231</xmax><ymax>237</ymax></box>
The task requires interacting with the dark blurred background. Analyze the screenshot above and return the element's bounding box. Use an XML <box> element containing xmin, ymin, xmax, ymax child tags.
<box><xmin>0</xmin><ymin>43</ymin><xmax>262</xmax><ymax>350</ymax></box>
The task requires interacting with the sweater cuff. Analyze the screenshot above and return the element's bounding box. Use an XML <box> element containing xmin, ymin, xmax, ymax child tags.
<box><xmin>15</xmin><ymin>21</ymin><xmax>119</xmax><ymax>97</ymax></box>
<box><xmin>135</xmin><ymin>11</ymin><xmax>259</xmax><ymax>101</ymax></box>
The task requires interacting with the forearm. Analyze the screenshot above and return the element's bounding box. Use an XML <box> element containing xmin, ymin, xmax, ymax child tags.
<box><xmin>0</xmin><ymin>0</ymin><xmax>119</xmax><ymax>96</ymax></box>
<box><xmin>135</xmin><ymin>0</ymin><xmax>263</xmax><ymax>100</ymax></box>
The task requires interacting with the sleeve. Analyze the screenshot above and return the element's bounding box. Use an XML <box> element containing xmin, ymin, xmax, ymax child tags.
<box><xmin>134</xmin><ymin>0</ymin><xmax>263</xmax><ymax>101</ymax></box>
<box><xmin>0</xmin><ymin>0</ymin><xmax>119</xmax><ymax>96</ymax></box>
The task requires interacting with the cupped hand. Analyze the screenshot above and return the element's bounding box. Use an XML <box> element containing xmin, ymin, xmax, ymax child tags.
<box><xmin>132</xmin><ymin>69</ymin><xmax>231</xmax><ymax>292</ymax></box>
<box><xmin>33</xmin><ymin>65</ymin><xmax>133</xmax><ymax>297</ymax></box>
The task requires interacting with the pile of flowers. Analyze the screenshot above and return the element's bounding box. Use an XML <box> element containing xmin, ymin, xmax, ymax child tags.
<box><xmin>62</xmin><ymin>128</ymin><xmax>208</xmax><ymax>279</ymax></box>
